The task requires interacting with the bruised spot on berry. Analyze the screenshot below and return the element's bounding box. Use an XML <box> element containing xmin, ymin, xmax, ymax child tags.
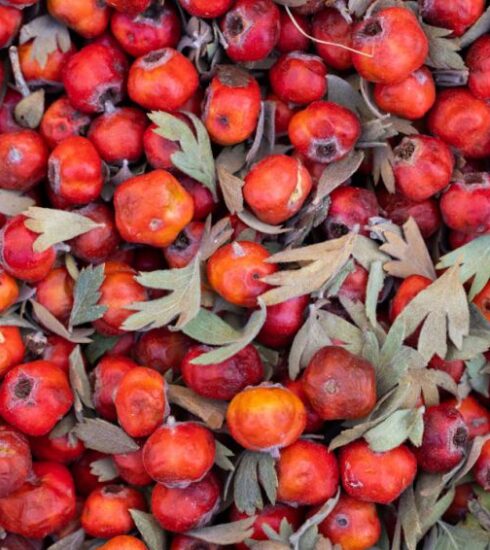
<box><xmin>217</xmin><ymin>65</ymin><xmax>251</xmax><ymax>87</ymax></box>
<box><xmin>217</xmin><ymin>114</ymin><xmax>230</xmax><ymax>127</ymax></box>
<box><xmin>336</xmin><ymin>515</ymin><xmax>349</xmax><ymax>528</ymax></box>
<box><xmin>226</xmin><ymin>14</ymin><xmax>245</xmax><ymax>36</ymax></box>
<box><xmin>172</xmin><ymin>230</ymin><xmax>191</xmax><ymax>251</ymax></box>
<box><xmin>453</xmin><ymin>426</ymin><xmax>468</xmax><ymax>447</ymax></box>
<box><xmin>327</xmin><ymin>222</ymin><xmax>349</xmax><ymax>238</ymax></box>
<box><xmin>103</xmin><ymin>485</ymin><xmax>124</xmax><ymax>495</ymax></box>
<box><xmin>14</xmin><ymin>376</ymin><xmax>33</xmax><ymax>399</ymax></box>
<box><xmin>310</xmin><ymin>139</ymin><xmax>339</xmax><ymax>163</ymax></box>
<box><xmin>362</xmin><ymin>20</ymin><xmax>383</xmax><ymax>37</ymax></box>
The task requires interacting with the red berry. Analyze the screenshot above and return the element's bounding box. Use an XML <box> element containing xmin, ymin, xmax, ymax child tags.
<box><xmin>113</xmin><ymin>448</ymin><xmax>152</xmax><ymax>487</ymax></box>
<box><xmin>278</xmin><ymin>9</ymin><xmax>310</xmax><ymax>54</ymax></box>
<box><xmin>419</xmin><ymin>0</ymin><xmax>485</xmax><ymax>37</ymax></box>
<box><xmin>0</xmin><ymin>426</ymin><xmax>31</xmax><ymax>498</ymax></box>
<box><xmin>0</xmin><ymin>326</ymin><xmax>25</xmax><ymax>377</ymax></box>
<box><xmin>467</xmin><ymin>35</ymin><xmax>490</xmax><ymax>100</ymax></box>
<box><xmin>325</xmin><ymin>187</ymin><xmax>379</xmax><ymax>238</ymax></box>
<box><xmin>135</xmin><ymin>328</ymin><xmax>193</xmax><ymax>374</ymax></box>
<box><xmin>162</xmin><ymin>221</ymin><xmax>205</xmax><ymax>269</ymax></box>
<box><xmin>40</xmin><ymin>97</ymin><xmax>92</xmax><ymax>149</ymax></box>
<box><xmin>312</xmin><ymin>8</ymin><xmax>353</xmax><ymax>71</ymax></box>
<box><xmin>180</xmin><ymin>0</ymin><xmax>232</xmax><ymax>18</ymax></box>
<box><xmin>474</xmin><ymin>440</ymin><xmax>490</xmax><ymax>490</ymax></box>
<box><xmin>29</xmin><ymin>433</ymin><xmax>85</xmax><ymax>464</ymax></box>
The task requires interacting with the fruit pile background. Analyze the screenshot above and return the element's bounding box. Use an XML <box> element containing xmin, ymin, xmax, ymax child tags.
<box><xmin>1</xmin><ymin>0</ymin><xmax>490</xmax><ymax>548</ymax></box>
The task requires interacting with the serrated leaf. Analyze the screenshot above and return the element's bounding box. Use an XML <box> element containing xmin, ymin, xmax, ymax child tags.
<box><xmin>74</xmin><ymin>419</ymin><xmax>139</xmax><ymax>454</ymax></box>
<box><xmin>391</xmin><ymin>265</ymin><xmax>470</xmax><ymax>361</ymax></box>
<box><xmin>69</xmin><ymin>345</ymin><xmax>94</xmax><ymax>410</ymax></box>
<box><xmin>352</xmin><ymin>234</ymin><xmax>390</xmax><ymax>270</ymax></box>
<box><xmin>423</xmin><ymin>23</ymin><xmax>466</xmax><ymax>70</ymax></box>
<box><xmin>257</xmin><ymin>452</ymin><xmax>278</xmax><ymax>506</ymax></box>
<box><xmin>434</xmin><ymin>522</ymin><xmax>490</xmax><ymax>550</ymax></box>
<box><xmin>183</xmin><ymin>308</ymin><xmax>242</xmax><ymax>345</ymax></box>
<box><xmin>49</xmin><ymin>413</ymin><xmax>76</xmax><ymax>440</ymax></box>
<box><xmin>447</xmin><ymin>305</ymin><xmax>490</xmax><ymax>361</ymax></box>
<box><xmin>200</xmin><ymin>216</ymin><xmax>234</xmax><ymax>261</ymax></box>
<box><xmin>399</xmin><ymin>486</ymin><xmax>422</xmax><ymax>550</ymax></box>
<box><xmin>0</xmin><ymin>190</ymin><xmax>35</xmax><ymax>216</ymax></box>
<box><xmin>188</xmin><ymin>516</ymin><xmax>256</xmax><ymax>545</ymax></box>
<box><xmin>364</xmin><ymin>408</ymin><xmax>424</xmax><ymax>452</ymax></box>
<box><xmin>466</xmin><ymin>354</ymin><xmax>490</xmax><ymax>397</ymax></box>
<box><xmin>130</xmin><ymin>510</ymin><xmax>166</xmax><ymax>550</ymax></box>
<box><xmin>260</xmin><ymin>234</ymin><xmax>355</xmax><ymax>305</ymax></box>
<box><xmin>314</xmin><ymin>150</ymin><xmax>365</xmax><ymax>204</ymax></box>
<box><xmin>85</xmin><ymin>333</ymin><xmax>120</xmax><ymax>364</ymax></box>
<box><xmin>89</xmin><ymin>457</ymin><xmax>119</xmax><ymax>482</ymax></box>
<box><xmin>460</xmin><ymin>6</ymin><xmax>490</xmax><ymax>47</ymax></box>
<box><xmin>69</xmin><ymin>265</ymin><xmax>107</xmax><ymax>328</ymax></box>
<box><xmin>215</xmin><ymin>440</ymin><xmax>235</xmax><ymax>471</ymax></box>
<box><xmin>167</xmin><ymin>384</ymin><xmax>226</xmax><ymax>430</ymax></box>
<box><xmin>378</xmin><ymin>217</ymin><xmax>436</xmax><ymax>280</ymax></box>
<box><xmin>123</xmin><ymin>257</ymin><xmax>201</xmax><ymax>331</ymax></box>
<box><xmin>24</xmin><ymin>207</ymin><xmax>103</xmax><ymax>253</ymax></box>
<box><xmin>234</xmin><ymin>452</ymin><xmax>265</xmax><ymax>514</ymax></box>
<box><xmin>365</xmin><ymin>260</ymin><xmax>384</xmax><ymax>326</ymax></box>
<box><xmin>20</xmin><ymin>15</ymin><xmax>71</xmax><ymax>68</ymax></box>
<box><xmin>46</xmin><ymin>528</ymin><xmax>85</xmax><ymax>550</ymax></box>
<box><xmin>437</xmin><ymin>234</ymin><xmax>490</xmax><ymax>299</ymax></box>
<box><xmin>149</xmin><ymin>111</ymin><xmax>216</xmax><ymax>199</ymax></box>
<box><xmin>372</xmin><ymin>145</ymin><xmax>396</xmax><ymax>193</ymax></box>
<box><xmin>217</xmin><ymin>164</ymin><xmax>244</xmax><ymax>214</ymax></box>
<box><xmin>31</xmin><ymin>300</ymin><xmax>93</xmax><ymax>343</ymax></box>
<box><xmin>327</xmin><ymin>75</ymin><xmax>367</xmax><ymax>117</ymax></box>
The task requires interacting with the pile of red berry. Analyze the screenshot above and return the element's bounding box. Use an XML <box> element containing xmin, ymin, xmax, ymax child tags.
<box><xmin>1</xmin><ymin>0</ymin><xmax>490</xmax><ymax>548</ymax></box>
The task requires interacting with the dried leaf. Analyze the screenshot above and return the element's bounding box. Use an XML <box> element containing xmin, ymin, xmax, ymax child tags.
<box><xmin>89</xmin><ymin>457</ymin><xmax>119</xmax><ymax>482</ymax></box>
<box><xmin>437</xmin><ymin>234</ymin><xmax>490</xmax><ymax>300</ymax></box>
<box><xmin>123</xmin><ymin>257</ymin><xmax>201</xmax><ymax>331</ymax></box>
<box><xmin>399</xmin><ymin>486</ymin><xmax>422</xmax><ymax>550</ymax></box>
<box><xmin>314</xmin><ymin>150</ymin><xmax>365</xmax><ymax>204</ymax></box>
<box><xmin>447</xmin><ymin>305</ymin><xmax>490</xmax><ymax>361</ymax></box>
<box><xmin>261</xmin><ymin>234</ymin><xmax>355</xmax><ymax>305</ymax></box>
<box><xmin>24</xmin><ymin>207</ymin><xmax>103</xmax><ymax>253</ymax></box>
<box><xmin>188</xmin><ymin>517</ymin><xmax>256</xmax><ymax>545</ymax></box>
<box><xmin>69</xmin><ymin>345</ymin><xmax>94</xmax><ymax>410</ymax></box>
<box><xmin>352</xmin><ymin>234</ymin><xmax>390</xmax><ymax>270</ymax></box>
<box><xmin>466</xmin><ymin>354</ymin><xmax>490</xmax><ymax>397</ymax></box>
<box><xmin>69</xmin><ymin>264</ymin><xmax>107</xmax><ymax>328</ymax></box>
<box><xmin>0</xmin><ymin>190</ymin><xmax>35</xmax><ymax>216</ymax></box>
<box><xmin>130</xmin><ymin>510</ymin><xmax>166</xmax><ymax>550</ymax></box>
<box><xmin>433</xmin><ymin>522</ymin><xmax>490</xmax><ymax>550</ymax></box>
<box><xmin>167</xmin><ymin>384</ymin><xmax>226</xmax><ymax>430</ymax></box>
<box><xmin>31</xmin><ymin>300</ymin><xmax>93</xmax><ymax>344</ymax></box>
<box><xmin>365</xmin><ymin>260</ymin><xmax>384</xmax><ymax>326</ymax></box>
<box><xmin>149</xmin><ymin>111</ymin><xmax>216</xmax><ymax>199</ymax></box>
<box><xmin>372</xmin><ymin>145</ymin><xmax>396</xmax><ymax>193</ymax></box>
<box><xmin>20</xmin><ymin>15</ymin><xmax>71</xmax><ymax>68</ymax></box>
<box><xmin>14</xmin><ymin>89</ymin><xmax>45</xmax><ymax>129</ymax></box>
<box><xmin>423</xmin><ymin>23</ymin><xmax>466</xmax><ymax>70</ymax></box>
<box><xmin>217</xmin><ymin>164</ymin><xmax>244</xmax><ymax>214</ymax></box>
<box><xmin>74</xmin><ymin>419</ymin><xmax>139</xmax><ymax>454</ymax></box>
<box><xmin>46</xmin><ymin>528</ymin><xmax>85</xmax><ymax>550</ymax></box>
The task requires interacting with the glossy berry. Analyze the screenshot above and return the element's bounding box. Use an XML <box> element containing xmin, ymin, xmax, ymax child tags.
<box><xmin>203</xmin><ymin>66</ymin><xmax>261</xmax><ymax>146</ymax></box>
<box><xmin>352</xmin><ymin>7</ymin><xmax>428</xmax><ymax>84</ymax></box>
<box><xmin>181</xmin><ymin>344</ymin><xmax>264</xmax><ymax>401</ymax></box>
<box><xmin>289</xmin><ymin>101</ymin><xmax>361</xmax><ymax>163</ymax></box>
<box><xmin>135</xmin><ymin>328</ymin><xmax>193</xmax><ymax>374</ymax></box>
<box><xmin>338</xmin><ymin>263</ymin><xmax>369</xmax><ymax>303</ymax></box>
<box><xmin>303</xmin><ymin>346</ymin><xmax>377</xmax><ymax>420</ymax></box>
<box><xmin>180</xmin><ymin>0</ymin><xmax>232</xmax><ymax>18</ymax></box>
<box><xmin>113</xmin><ymin>448</ymin><xmax>152</xmax><ymax>487</ymax></box>
<box><xmin>29</xmin><ymin>433</ymin><xmax>84</xmax><ymax>464</ymax></box>
<box><xmin>268</xmin><ymin>93</ymin><xmax>297</xmax><ymax>135</ymax></box>
<box><xmin>419</xmin><ymin>0</ymin><xmax>485</xmax><ymax>37</ymax></box>
<box><xmin>340</xmin><ymin>439</ymin><xmax>417</xmax><ymax>504</ymax></box>
<box><xmin>393</xmin><ymin>135</ymin><xmax>454</xmax><ymax>201</ymax></box>
<box><xmin>312</xmin><ymin>8</ymin><xmax>353</xmax><ymax>70</ymax></box>
<box><xmin>48</xmin><ymin>0</ymin><xmax>110</xmax><ymax>38</ymax></box>
<box><xmin>390</xmin><ymin>274</ymin><xmax>432</xmax><ymax>323</ymax></box>
<box><xmin>220</xmin><ymin>0</ymin><xmax>280</xmax><ymax>63</ymax></box>
<box><xmin>106</xmin><ymin>0</ymin><xmax>151</xmax><ymax>14</ymax></box>
<box><xmin>81</xmin><ymin>485</ymin><xmax>146</xmax><ymax>538</ymax></box>
<box><xmin>35</xmin><ymin>268</ymin><xmax>74</xmax><ymax>325</ymax></box>
<box><xmin>143</xmin><ymin>119</ymin><xmax>186</xmax><ymax>171</ymax></box>
<box><xmin>447</xmin><ymin>395</ymin><xmax>490</xmax><ymax>439</ymax></box>
<box><xmin>415</xmin><ymin>404</ymin><xmax>469</xmax><ymax>473</ymax></box>
<box><xmin>128</xmin><ymin>48</ymin><xmax>198</xmax><ymax>111</ymax></box>
<box><xmin>226</xmin><ymin>385</ymin><xmax>306</xmax><ymax>451</ymax></box>
<box><xmin>243</xmin><ymin>154</ymin><xmax>312</xmax><ymax>225</ymax></box>
<box><xmin>0</xmin><ymin>426</ymin><xmax>31</xmax><ymax>498</ymax></box>
<box><xmin>0</xmin><ymin>6</ymin><xmax>22</xmax><ymax>49</ymax></box>
<box><xmin>0</xmin><ymin>130</ymin><xmax>48</xmax><ymax>191</ymax></box>
<box><xmin>162</xmin><ymin>221</ymin><xmax>205</xmax><ymax>269</ymax></box>
<box><xmin>0</xmin><ymin>360</ymin><xmax>73</xmax><ymax>436</ymax></box>
<box><xmin>0</xmin><ymin>271</ymin><xmax>19</xmax><ymax>313</ymax></box>
<box><xmin>318</xmin><ymin>494</ymin><xmax>381</xmax><ymax>550</ymax></box>
<box><xmin>40</xmin><ymin>97</ymin><xmax>91</xmax><ymax>149</ymax></box>
<box><xmin>0</xmin><ymin>326</ymin><xmax>25</xmax><ymax>377</ymax></box>
<box><xmin>277</xmin><ymin>439</ymin><xmax>339</xmax><ymax>506</ymax></box>
<box><xmin>151</xmin><ymin>471</ymin><xmax>220</xmax><ymax>533</ymax></box>
<box><xmin>429</xmin><ymin>356</ymin><xmax>465</xmax><ymax>384</ymax></box>
<box><xmin>143</xmin><ymin>420</ymin><xmax>215</xmax><ymax>487</ymax></box>
<box><xmin>474</xmin><ymin>440</ymin><xmax>490</xmax><ymax>490</ymax></box>
<box><xmin>42</xmin><ymin>336</ymin><xmax>75</xmax><ymax>374</ymax></box>
<box><xmin>99</xmin><ymin>536</ymin><xmax>148</xmax><ymax>550</ymax></box>
<box><xmin>180</xmin><ymin>177</ymin><xmax>217</xmax><ymax>221</ymax></box>
<box><xmin>374</xmin><ymin>67</ymin><xmax>436</xmax><ymax>120</ymax></box>
<box><xmin>278</xmin><ymin>9</ymin><xmax>310</xmax><ymax>54</ymax></box>
<box><xmin>283</xmin><ymin>377</ymin><xmax>324</xmax><ymax>433</ymax></box>
<box><xmin>0</xmin><ymin>462</ymin><xmax>76</xmax><ymax>539</ymax></box>
<box><xmin>115</xmin><ymin>367</ymin><xmax>167</xmax><ymax>438</ymax></box>
<box><xmin>114</xmin><ymin>170</ymin><xmax>194</xmax><ymax>247</ymax></box>
<box><xmin>467</xmin><ymin>36</ymin><xmax>490</xmax><ymax>100</ymax></box>
<box><xmin>72</xmin><ymin>450</ymin><xmax>116</xmax><ymax>497</ymax></box>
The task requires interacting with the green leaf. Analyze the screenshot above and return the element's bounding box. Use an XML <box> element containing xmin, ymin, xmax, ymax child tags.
<box><xmin>130</xmin><ymin>510</ymin><xmax>167</xmax><ymax>550</ymax></box>
<box><xmin>24</xmin><ymin>207</ymin><xmax>103</xmax><ymax>252</ymax></box>
<box><xmin>434</xmin><ymin>522</ymin><xmax>490</xmax><ymax>550</ymax></box>
<box><xmin>68</xmin><ymin>345</ymin><xmax>94</xmax><ymax>410</ymax></box>
<box><xmin>74</xmin><ymin>419</ymin><xmax>139</xmax><ymax>454</ymax></box>
<box><xmin>89</xmin><ymin>457</ymin><xmax>119</xmax><ymax>482</ymax></box>
<box><xmin>399</xmin><ymin>486</ymin><xmax>422</xmax><ymax>550</ymax></box>
<box><xmin>123</xmin><ymin>257</ymin><xmax>201</xmax><ymax>331</ymax></box>
<box><xmin>31</xmin><ymin>300</ymin><xmax>94</xmax><ymax>343</ymax></box>
<box><xmin>365</xmin><ymin>260</ymin><xmax>384</xmax><ymax>326</ymax></box>
<box><xmin>182</xmin><ymin>308</ymin><xmax>242</xmax><ymax>345</ymax></box>
<box><xmin>215</xmin><ymin>440</ymin><xmax>235</xmax><ymax>472</ymax></box>
<box><xmin>167</xmin><ymin>384</ymin><xmax>226</xmax><ymax>430</ymax></box>
<box><xmin>437</xmin><ymin>234</ymin><xmax>490</xmax><ymax>300</ymax></box>
<box><xmin>85</xmin><ymin>333</ymin><xmax>120</xmax><ymax>364</ymax></box>
<box><xmin>19</xmin><ymin>15</ymin><xmax>71</xmax><ymax>68</ymax></box>
<box><xmin>187</xmin><ymin>301</ymin><xmax>266</xmax><ymax>365</ymax></box>
<box><xmin>234</xmin><ymin>452</ymin><xmax>265</xmax><ymax>515</ymax></box>
<box><xmin>364</xmin><ymin>408</ymin><xmax>424</xmax><ymax>452</ymax></box>
<box><xmin>149</xmin><ymin>111</ymin><xmax>216</xmax><ymax>199</ymax></box>
<box><xmin>69</xmin><ymin>264</ymin><xmax>107</xmax><ymax>328</ymax></box>
<box><xmin>460</xmin><ymin>6</ymin><xmax>490</xmax><ymax>48</ymax></box>
<box><xmin>466</xmin><ymin>354</ymin><xmax>490</xmax><ymax>397</ymax></box>
<box><xmin>257</xmin><ymin>452</ymin><xmax>278</xmax><ymax>506</ymax></box>
<box><xmin>46</xmin><ymin>528</ymin><xmax>85</xmax><ymax>550</ymax></box>
<box><xmin>423</xmin><ymin>23</ymin><xmax>467</xmax><ymax>70</ymax></box>
<box><xmin>187</xmin><ymin>517</ymin><xmax>256</xmax><ymax>545</ymax></box>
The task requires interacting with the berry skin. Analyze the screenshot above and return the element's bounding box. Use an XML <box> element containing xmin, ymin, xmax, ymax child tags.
<box><xmin>115</xmin><ymin>367</ymin><xmax>167</xmax><ymax>438</ymax></box>
<box><xmin>0</xmin><ymin>360</ymin><xmax>73</xmax><ymax>436</ymax></box>
<box><xmin>143</xmin><ymin>420</ymin><xmax>216</xmax><ymax>487</ymax></box>
<box><xmin>88</xmin><ymin>107</ymin><xmax>147</xmax><ymax>164</ymax></box>
<box><xmin>243</xmin><ymin>154</ymin><xmax>313</xmax><ymax>225</ymax></box>
<box><xmin>106</xmin><ymin>0</ymin><xmax>151</xmax><ymax>15</ymax></box>
<box><xmin>278</xmin><ymin>9</ymin><xmax>310</xmax><ymax>54</ymax></box>
<box><xmin>0</xmin><ymin>215</ymin><xmax>56</xmax><ymax>283</ymax></box>
<box><xmin>180</xmin><ymin>0</ymin><xmax>232</xmax><ymax>18</ymax></box>
<box><xmin>111</xmin><ymin>2</ymin><xmax>181</xmax><ymax>59</ymax></box>
<box><xmin>257</xmin><ymin>295</ymin><xmax>309</xmax><ymax>349</ymax></box>
<box><xmin>467</xmin><ymin>36</ymin><xmax>490</xmax><ymax>100</ymax></box>
<box><xmin>203</xmin><ymin>66</ymin><xmax>261</xmax><ymax>146</ymax></box>
<box><xmin>162</xmin><ymin>221</ymin><xmax>205</xmax><ymax>269</ymax></box>
<box><xmin>151</xmin><ymin>471</ymin><xmax>221</xmax><ymax>533</ymax></box>
<box><xmin>113</xmin><ymin>448</ymin><xmax>152</xmax><ymax>487</ymax></box>
<box><xmin>207</xmin><ymin>241</ymin><xmax>278</xmax><ymax>308</ymax></box>
<box><xmin>81</xmin><ymin>485</ymin><xmax>146</xmax><ymax>538</ymax></box>
<box><xmin>29</xmin><ymin>433</ymin><xmax>85</xmax><ymax>464</ymax></box>
<box><xmin>0</xmin><ymin>326</ymin><xmax>25</xmax><ymax>377</ymax></box>
<box><xmin>393</xmin><ymin>135</ymin><xmax>454</xmax><ymax>201</ymax></box>
<box><xmin>0</xmin><ymin>426</ymin><xmax>31</xmax><ymax>498</ymax></box>
<box><xmin>48</xmin><ymin>136</ymin><xmax>104</xmax><ymax>208</ymax></box>
<box><xmin>473</xmin><ymin>440</ymin><xmax>490</xmax><ymax>490</ymax></box>
<box><xmin>325</xmin><ymin>187</ymin><xmax>379</xmax><ymax>238</ymax></box>
<box><xmin>428</xmin><ymin>88</ymin><xmax>490</xmax><ymax>159</ymax></box>
<box><xmin>128</xmin><ymin>48</ymin><xmax>199</xmax><ymax>111</ymax></box>
<box><xmin>35</xmin><ymin>267</ymin><xmax>74</xmax><ymax>323</ymax></box>
<box><xmin>419</xmin><ymin>0</ymin><xmax>485</xmax><ymax>37</ymax></box>
<box><xmin>270</xmin><ymin>53</ymin><xmax>327</xmax><ymax>105</ymax></box>
<box><xmin>0</xmin><ymin>462</ymin><xmax>76</xmax><ymax>539</ymax></box>
<box><xmin>230</xmin><ymin>503</ymin><xmax>303</xmax><ymax>550</ymax></box>
<box><xmin>474</xmin><ymin>280</ymin><xmax>490</xmax><ymax>322</ymax></box>
<box><xmin>143</xmin><ymin>119</ymin><xmax>185</xmax><ymax>171</ymax></box>
<box><xmin>289</xmin><ymin>101</ymin><xmax>361</xmax><ymax>164</ymax></box>
<box><xmin>0</xmin><ymin>6</ymin><xmax>22</xmax><ymax>49</ymax></box>
<box><xmin>302</xmin><ymin>346</ymin><xmax>377</xmax><ymax>421</ymax></box>
<box><xmin>390</xmin><ymin>274</ymin><xmax>432</xmax><ymax>323</ymax></box>
<box><xmin>0</xmin><ymin>271</ymin><xmax>19</xmax><ymax>313</ymax></box>
<box><xmin>220</xmin><ymin>0</ymin><xmax>280</xmax><ymax>63</ymax></box>
<box><xmin>444</xmin><ymin>483</ymin><xmax>475</xmax><ymax>523</ymax></box>
<box><xmin>40</xmin><ymin>97</ymin><xmax>92</xmax><ymax>150</ymax></box>
<box><xmin>0</xmin><ymin>90</ymin><xmax>23</xmax><ymax>134</ymax></box>
<box><xmin>415</xmin><ymin>404</ymin><xmax>469</xmax><ymax>473</ymax></box>
<box><xmin>0</xmin><ymin>130</ymin><xmax>48</xmax><ymax>192</ymax></box>
<box><xmin>312</xmin><ymin>8</ymin><xmax>353</xmax><ymax>70</ymax></box>
<box><xmin>114</xmin><ymin>170</ymin><xmax>194</xmax><ymax>248</ymax></box>
<box><xmin>171</xmin><ymin>536</ymin><xmax>219</xmax><ymax>550</ymax></box>
<box><xmin>283</xmin><ymin>377</ymin><xmax>324</xmax><ymax>433</ymax></box>
<box><xmin>276</xmin><ymin>439</ymin><xmax>339</xmax><ymax>506</ymax></box>
<box><xmin>352</xmin><ymin>7</ymin><xmax>429</xmax><ymax>84</ymax></box>
<box><xmin>340</xmin><ymin>440</ymin><xmax>417</xmax><ymax>504</ymax></box>
<box><xmin>374</xmin><ymin>67</ymin><xmax>436</xmax><ymax>120</ymax></box>
<box><xmin>72</xmin><ymin>450</ymin><xmax>117</xmax><ymax>497</ymax></box>
<box><xmin>135</xmin><ymin>328</ymin><xmax>193</xmax><ymax>374</ymax></box>
<box><xmin>180</xmin><ymin>177</ymin><xmax>217</xmax><ymax>221</ymax></box>
<box><xmin>446</xmin><ymin>395</ymin><xmax>490</xmax><ymax>438</ymax></box>
<box><xmin>48</xmin><ymin>0</ymin><xmax>110</xmax><ymax>38</ymax></box>
<box><xmin>318</xmin><ymin>494</ymin><xmax>381</xmax><ymax>550</ymax></box>
<box><xmin>226</xmin><ymin>385</ymin><xmax>306</xmax><ymax>451</ymax></box>
<box><xmin>181</xmin><ymin>344</ymin><xmax>264</xmax><ymax>401</ymax></box>
<box><xmin>338</xmin><ymin>263</ymin><xmax>369</xmax><ymax>303</ymax></box>
<box><xmin>99</xmin><ymin>536</ymin><xmax>148</xmax><ymax>550</ymax></box>
<box><xmin>42</xmin><ymin>336</ymin><xmax>75</xmax><ymax>374</ymax></box>
<box><xmin>19</xmin><ymin>40</ymin><xmax>76</xmax><ymax>85</ymax></box>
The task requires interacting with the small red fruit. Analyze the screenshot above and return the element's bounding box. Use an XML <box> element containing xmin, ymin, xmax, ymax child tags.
<box><xmin>415</xmin><ymin>404</ymin><xmax>469</xmax><ymax>473</ymax></box>
<box><xmin>151</xmin><ymin>471</ymin><xmax>220</xmax><ymax>533</ymax></box>
<box><xmin>29</xmin><ymin>433</ymin><xmax>84</xmax><ymax>464</ymax></box>
<box><xmin>42</xmin><ymin>336</ymin><xmax>75</xmax><ymax>374</ymax></box>
<box><xmin>40</xmin><ymin>97</ymin><xmax>91</xmax><ymax>149</ymax></box>
<box><xmin>302</xmin><ymin>346</ymin><xmax>377</xmax><ymax>420</ymax></box>
<box><xmin>135</xmin><ymin>328</ymin><xmax>193</xmax><ymax>374</ymax></box>
<box><xmin>113</xmin><ymin>448</ymin><xmax>152</xmax><ymax>487</ymax></box>
<box><xmin>429</xmin><ymin>356</ymin><xmax>465</xmax><ymax>384</ymax></box>
<box><xmin>99</xmin><ymin>536</ymin><xmax>148</xmax><ymax>550</ymax></box>
<box><xmin>226</xmin><ymin>385</ymin><xmax>306</xmax><ymax>451</ymax></box>
<box><xmin>72</xmin><ymin>450</ymin><xmax>116</xmax><ymax>496</ymax></box>
<box><xmin>473</xmin><ymin>280</ymin><xmax>490</xmax><ymax>322</ymax></box>
<box><xmin>467</xmin><ymin>36</ymin><xmax>490</xmax><ymax>100</ymax></box>
<box><xmin>0</xmin><ymin>271</ymin><xmax>19</xmax><ymax>313</ymax></box>
<box><xmin>115</xmin><ymin>367</ymin><xmax>167</xmax><ymax>438</ymax></box>
<box><xmin>419</xmin><ymin>0</ymin><xmax>485</xmax><ymax>37</ymax></box>
<box><xmin>283</xmin><ymin>377</ymin><xmax>324</xmax><ymax>433</ymax></box>
<box><xmin>0</xmin><ymin>426</ymin><xmax>31</xmax><ymax>498</ymax></box>
<box><xmin>81</xmin><ymin>485</ymin><xmax>146</xmax><ymax>538</ymax></box>
<box><xmin>312</xmin><ymin>8</ymin><xmax>353</xmax><ymax>70</ymax></box>
<box><xmin>0</xmin><ymin>6</ymin><xmax>22</xmax><ymax>49</ymax></box>
<box><xmin>106</xmin><ymin>0</ymin><xmax>151</xmax><ymax>15</ymax></box>
<box><xmin>352</xmin><ymin>7</ymin><xmax>428</xmax><ymax>84</ymax></box>
<box><xmin>180</xmin><ymin>177</ymin><xmax>217</xmax><ymax>221</ymax></box>
<box><xmin>447</xmin><ymin>395</ymin><xmax>490</xmax><ymax>438</ymax></box>
<box><xmin>48</xmin><ymin>0</ymin><xmax>110</xmax><ymax>38</ymax></box>
<box><xmin>19</xmin><ymin>40</ymin><xmax>76</xmax><ymax>85</ymax></box>
<box><xmin>35</xmin><ymin>267</ymin><xmax>74</xmax><ymax>323</ymax></box>
<box><xmin>162</xmin><ymin>221</ymin><xmax>205</xmax><ymax>269</ymax></box>
<box><xmin>390</xmin><ymin>274</ymin><xmax>432</xmax><ymax>323</ymax></box>
<box><xmin>338</xmin><ymin>263</ymin><xmax>369</xmax><ymax>303</ymax></box>
<box><xmin>474</xmin><ymin>440</ymin><xmax>490</xmax><ymax>490</ymax></box>
<box><xmin>278</xmin><ymin>9</ymin><xmax>310</xmax><ymax>54</ymax></box>
<box><xmin>0</xmin><ymin>326</ymin><xmax>25</xmax><ymax>377</ymax></box>
<box><xmin>181</xmin><ymin>344</ymin><xmax>264</xmax><ymax>401</ymax></box>
<box><xmin>180</xmin><ymin>0</ymin><xmax>232</xmax><ymax>18</ymax></box>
